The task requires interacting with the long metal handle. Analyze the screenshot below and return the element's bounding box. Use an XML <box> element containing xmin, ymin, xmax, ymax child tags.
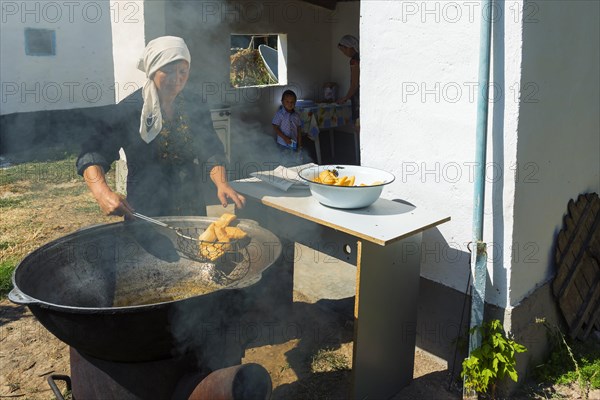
<box><xmin>132</xmin><ymin>213</ymin><xmax>198</xmax><ymax>241</ymax></box>
<box><xmin>132</xmin><ymin>212</ymin><xmax>171</xmax><ymax>229</ymax></box>
<box><xmin>47</xmin><ymin>374</ymin><xmax>71</xmax><ymax>400</ymax></box>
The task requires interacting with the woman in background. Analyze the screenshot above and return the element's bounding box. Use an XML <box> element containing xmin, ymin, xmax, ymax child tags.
<box><xmin>337</xmin><ymin>35</ymin><xmax>360</xmax><ymax>126</ymax></box>
<box><xmin>336</xmin><ymin>34</ymin><xmax>360</xmax><ymax>164</ymax></box>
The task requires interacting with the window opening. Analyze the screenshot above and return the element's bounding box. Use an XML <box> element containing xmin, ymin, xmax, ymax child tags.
<box><xmin>25</xmin><ymin>28</ymin><xmax>56</xmax><ymax>56</ymax></box>
<box><xmin>230</xmin><ymin>34</ymin><xmax>286</xmax><ymax>88</ymax></box>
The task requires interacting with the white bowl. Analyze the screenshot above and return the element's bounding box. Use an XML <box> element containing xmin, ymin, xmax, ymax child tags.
<box><xmin>298</xmin><ymin>165</ymin><xmax>395</xmax><ymax>209</ymax></box>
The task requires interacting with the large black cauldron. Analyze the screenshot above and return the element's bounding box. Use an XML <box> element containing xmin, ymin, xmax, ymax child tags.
<box><xmin>9</xmin><ymin>217</ymin><xmax>282</xmax><ymax>363</ymax></box>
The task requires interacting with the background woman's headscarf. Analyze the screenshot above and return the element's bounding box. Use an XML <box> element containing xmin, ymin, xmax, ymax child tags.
<box><xmin>137</xmin><ymin>36</ymin><xmax>191</xmax><ymax>143</ymax></box>
<box><xmin>338</xmin><ymin>35</ymin><xmax>359</xmax><ymax>53</ymax></box>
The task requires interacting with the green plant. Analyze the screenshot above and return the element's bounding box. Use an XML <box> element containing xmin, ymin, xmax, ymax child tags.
<box><xmin>534</xmin><ymin>319</ymin><xmax>600</xmax><ymax>398</ymax></box>
<box><xmin>230</xmin><ymin>48</ymin><xmax>276</xmax><ymax>88</ymax></box>
<box><xmin>461</xmin><ymin>319</ymin><xmax>527</xmax><ymax>398</ymax></box>
<box><xmin>0</xmin><ymin>259</ymin><xmax>18</xmax><ymax>298</ymax></box>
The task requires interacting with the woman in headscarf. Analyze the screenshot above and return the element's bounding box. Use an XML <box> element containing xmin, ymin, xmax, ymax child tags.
<box><xmin>77</xmin><ymin>36</ymin><xmax>245</xmax><ymax>217</ymax></box>
<box><xmin>336</xmin><ymin>35</ymin><xmax>360</xmax><ymax>126</ymax></box>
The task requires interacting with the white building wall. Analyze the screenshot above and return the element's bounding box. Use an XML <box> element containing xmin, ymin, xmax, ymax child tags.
<box><xmin>109</xmin><ymin>1</ymin><xmax>148</xmax><ymax>103</ymax></box>
<box><xmin>142</xmin><ymin>0</ymin><xmax>167</xmax><ymax>43</ymax></box>
<box><xmin>361</xmin><ymin>1</ymin><xmax>525</xmax><ymax>308</ymax></box>
<box><xmin>0</xmin><ymin>1</ymin><xmax>116</xmax><ymax>114</ymax></box>
<box><xmin>510</xmin><ymin>0</ymin><xmax>600</xmax><ymax>305</ymax></box>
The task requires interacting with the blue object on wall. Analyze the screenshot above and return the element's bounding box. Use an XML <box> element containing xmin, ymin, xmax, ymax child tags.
<box><xmin>465</xmin><ymin>0</ymin><xmax>493</xmax><ymax>396</ymax></box>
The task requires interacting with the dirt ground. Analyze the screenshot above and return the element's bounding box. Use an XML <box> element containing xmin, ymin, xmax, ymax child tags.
<box><xmin>0</xmin><ymin>292</ymin><xmax>457</xmax><ymax>400</ymax></box>
<box><xmin>3</xmin><ymin>295</ymin><xmax>594</xmax><ymax>400</ymax></box>
<box><xmin>2</xmin><ymin>297</ymin><xmax>597</xmax><ymax>400</ymax></box>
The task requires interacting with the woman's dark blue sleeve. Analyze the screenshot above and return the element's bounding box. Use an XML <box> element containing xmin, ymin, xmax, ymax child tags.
<box><xmin>76</xmin><ymin>91</ymin><xmax>141</xmax><ymax>176</ymax></box>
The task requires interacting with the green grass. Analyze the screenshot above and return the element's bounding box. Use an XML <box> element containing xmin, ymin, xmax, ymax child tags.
<box><xmin>0</xmin><ymin>154</ymin><xmax>91</xmax><ymax>300</ymax></box>
<box><xmin>534</xmin><ymin>322</ymin><xmax>600</xmax><ymax>394</ymax></box>
<box><xmin>310</xmin><ymin>348</ymin><xmax>350</xmax><ymax>373</ymax></box>
<box><xmin>46</xmin><ymin>183</ymin><xmax>88</xmax><ymax>197</ymax></box>
<box><xmin>0</xmin><ymin>156</ymin><xmax>79</xmax><ymax>186</ymax></box>
<box><xmin>542</xmin><ymin>340</ymin><xmax>600</xmax><ymax>388</ymax></box>
<box><xmin>0</xmin><ymin>259</ymin><xmax>18</xmax><ymax>297</ymax></box>
<box><xmin>0</xmin><ymin>197</ymin><xmax>23</xmax><ymax>208</ymax></box>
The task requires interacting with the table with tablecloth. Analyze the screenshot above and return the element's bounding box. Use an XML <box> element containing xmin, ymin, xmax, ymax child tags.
<box><xmin>296</xmin><ymin>103</ymin><xmax>355</xmax><ymax>164</ymax></box>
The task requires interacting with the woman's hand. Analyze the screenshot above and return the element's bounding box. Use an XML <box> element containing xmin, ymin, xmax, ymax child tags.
<box><xmin>83</xmin><ymin>165</ymin><xmax>134</xmax><ymax>218</ymax></box>
<box><xmin>210</xmin><ymin>165</ymin><xmax>246</xmax><ymax>209</ymax></box>
<box><xmin>273</xmin><ymin>124</ymin><xmax>292</xmax><ymax>145</ymax></box>
<box><xmin>216</xmin><ymin>184</ymin><xmax>246</xmax><ymax>209</ymax></box>
<box><xmin>336</xmin><ymin>97</ymin><xmax>348</xmax><ymax>104</ymax></box>
<box><xmin>97</xmin><ymin>190</ymin><xmax>134</xmax><ymax>218</ymax></box>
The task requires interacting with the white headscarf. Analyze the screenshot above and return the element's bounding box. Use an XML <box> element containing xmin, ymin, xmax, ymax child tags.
<box><xmin>137</xmin><ymin>36</ymin><xmax>191</xmax><ymax>143</ymax></box>
<box><xmin>338</xmin><ymin>35</ymin><xmax>359</xmax><ymax>53</ymax></box>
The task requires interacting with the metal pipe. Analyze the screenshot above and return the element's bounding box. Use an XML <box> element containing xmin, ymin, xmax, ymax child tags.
<box><xmin>464</xmin><ymin>0</ymin><xmax>493</xmax><ymax>397</ymax></box>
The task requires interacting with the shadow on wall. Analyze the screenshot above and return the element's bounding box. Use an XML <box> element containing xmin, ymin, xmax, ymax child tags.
<box><xmin>0</xmin><ymin>106</ymin><xmax>112</xmax><ymax>161</ymax></box>
<box><xmin>415</xmin><ymin>227</ymin><xmax>472</xmax><ymax>381</ymax></box>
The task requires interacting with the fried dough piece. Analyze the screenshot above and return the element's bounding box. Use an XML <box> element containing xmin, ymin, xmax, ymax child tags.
<box><xmin>214</xmin><ymin>225</ymin><xmax>232</xmax><ymax>251</ymax></box>
<box><xmin>198</xmin><ymin>224</ymin><xmax>217</xmax><ymax>242</ymax></box>
<box><xmin>199</xmin><ymin>243</ymin><xmax>226</xmax><ymax>261</ymax></box>
<box><xmin>214</xmin><ymin>224</ymin><xmax>228</xmax><ymax>241</ymax></box>
<box><xmin>197</xmin><ymin>213</ymin><xmax>247</xmax><ymax>261</ymax></box>
<box><xmin>225</xmin><ymin>226</ymin><xmax>247</xmax><ymax>239</ymax></box>
<box><xmin>313</xmin><ymin>171</ymin><xmax>357</xmax><ymax>186</ymax></box>
<box><xmin>318</xmin><ymin>170</ymin><xmax>337</xmax><ymax>185</ymax></box>
<box><xmin>214</xmin><ymin>212</ymin><xmax>237</xmax><ymax>228</ymax></box>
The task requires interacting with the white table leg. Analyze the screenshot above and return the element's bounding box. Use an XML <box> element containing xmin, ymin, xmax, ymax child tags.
<box><xmin>314</xmin><ymin>136</ymin><xmax>322</xmax><ymax>165</ymax></box>
<box><xmin>329</xmin><ymin>128</ymin><xmax>336</xmax><ymax>159</ymax></box>
<box><xmin>351</xmin><ymin>234</ymin><xmax>423</xmax><ymax>399</ymax></box>
<box><xmin>353</xmin><ymin>131</ymin><xmax>360</xmax><ymax>165</ymax></box>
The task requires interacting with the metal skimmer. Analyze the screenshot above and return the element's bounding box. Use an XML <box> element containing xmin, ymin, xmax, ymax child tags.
<box><xmin>132</xmin><ymin>213</ymin><xmax>249</xmax><ymax>284</ymax></box>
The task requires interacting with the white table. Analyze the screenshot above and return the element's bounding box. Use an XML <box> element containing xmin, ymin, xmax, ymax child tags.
<box><xmin>231</xmin><ymin>179</ymin><xmax>450</xmax><ymax>399</ymax></box>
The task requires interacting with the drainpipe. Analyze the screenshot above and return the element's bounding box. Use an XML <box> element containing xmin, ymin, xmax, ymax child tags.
<box><xmin>464</xmin><ymin>0</ymin><xmax>493</xmax><ymax>398</ymax></box>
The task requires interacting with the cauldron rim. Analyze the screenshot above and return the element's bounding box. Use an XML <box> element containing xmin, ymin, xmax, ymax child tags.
<box><xmin>9</xmin><ymin>282</ymin><xmax>247</xmax><ymax>313</ymax></box>
<box><xmin>8</xmin><ymin>216</ymin><xmax>282</xmax><ymax>362</ymax></box>
<box><xmin>10</xmin><ymin>216</ymin><xmax>278</xmax><ymax>313</ymax></box>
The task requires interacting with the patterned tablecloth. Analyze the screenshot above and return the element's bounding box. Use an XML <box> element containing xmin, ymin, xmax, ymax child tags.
<box><xmin>296</xmin><ymin>103</ymin><xmax>352</xmax><ymax>140</ymax></box>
